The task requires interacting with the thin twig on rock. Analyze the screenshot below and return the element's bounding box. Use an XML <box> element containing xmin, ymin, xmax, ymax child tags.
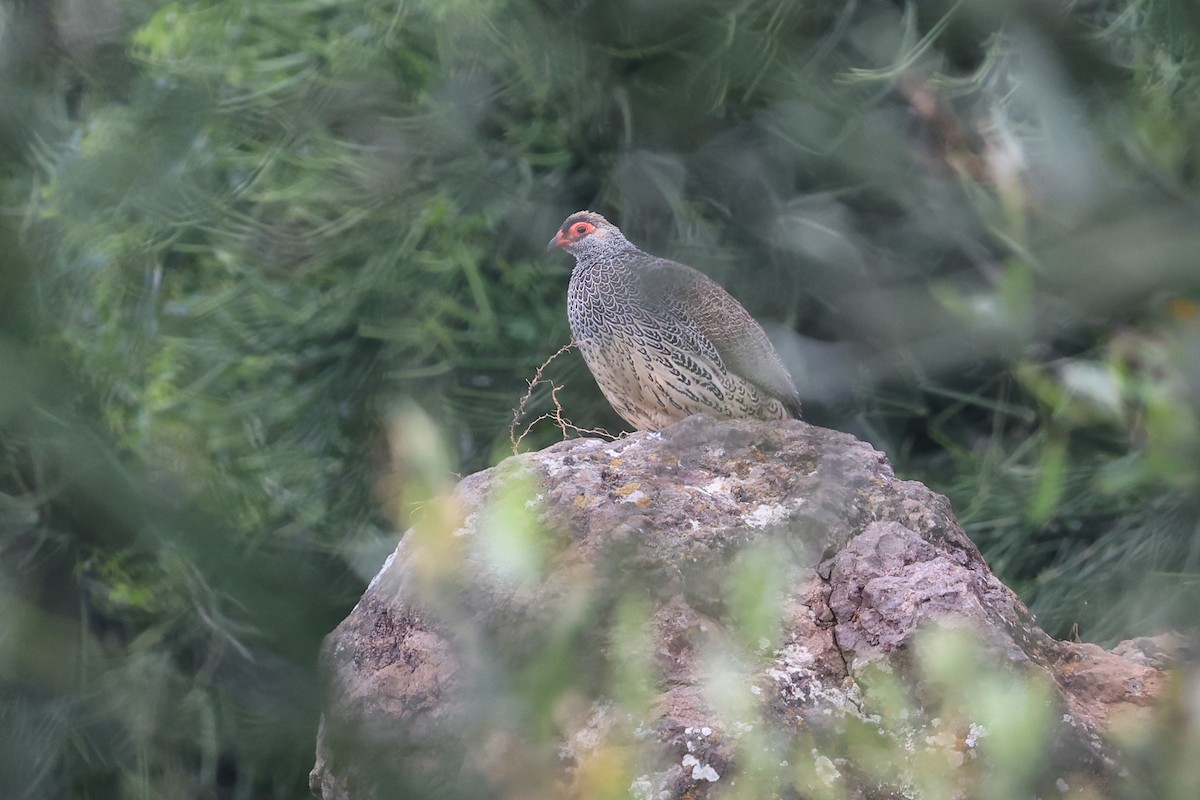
<box><xmin>510</xmin><ymin>342</ymin><xmax>617</xmax><ymax>453</ymax></box>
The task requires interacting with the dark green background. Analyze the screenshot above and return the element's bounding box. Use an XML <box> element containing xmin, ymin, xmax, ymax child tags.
<box><xmin>2</xmin><ymin>1</ymin><xmax>1199</xmax><ymax>797</ymax></box>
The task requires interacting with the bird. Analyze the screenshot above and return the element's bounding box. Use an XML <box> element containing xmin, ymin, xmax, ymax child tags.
<box><xmin>547</xmin><ymin>210</ymin><xmax>802</xmax><ymax>431</ymax></box>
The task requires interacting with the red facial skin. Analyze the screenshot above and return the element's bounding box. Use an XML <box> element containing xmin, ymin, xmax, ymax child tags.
<box><xmin>546</xmin><ymin>220</ymin><xmax>597</xmax><ymax>250</ymax></box>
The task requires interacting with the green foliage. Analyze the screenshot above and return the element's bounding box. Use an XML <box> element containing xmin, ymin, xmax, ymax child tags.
<box><xmin>1</xmin><ymin>0</ymin><xmax>1200</xmax><ymax>797</ymax></box>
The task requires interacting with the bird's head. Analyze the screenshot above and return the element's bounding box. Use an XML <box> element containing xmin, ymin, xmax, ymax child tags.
<box><xmin>546</xmin><ymin>210</ymin><xmax>630</xmax><ymax>257</ymax></box>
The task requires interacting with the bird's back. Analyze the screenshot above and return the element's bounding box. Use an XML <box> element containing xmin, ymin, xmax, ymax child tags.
<box><xmin>567</xmin><ymin>247</ymin><xmax>801</xmax><ymax>431</ymax></box>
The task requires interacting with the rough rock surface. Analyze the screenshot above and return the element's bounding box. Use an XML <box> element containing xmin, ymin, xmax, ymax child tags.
<box><xmin>310</xmin><ymin>416</ymin><xmax>1166</xmax><ymax>799</ymax></box>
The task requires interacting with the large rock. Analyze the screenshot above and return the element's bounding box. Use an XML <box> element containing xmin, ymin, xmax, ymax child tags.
<box><xmin>310</xmin><ymin>416</ymin><xmax>1165</xmax><ymax>799</ymax></box>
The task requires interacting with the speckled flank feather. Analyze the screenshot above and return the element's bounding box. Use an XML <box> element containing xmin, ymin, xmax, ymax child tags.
<box><xmin>555</xmin><ymin>211</ymin><xmax>802</xmax><ymax>431</ymax></box>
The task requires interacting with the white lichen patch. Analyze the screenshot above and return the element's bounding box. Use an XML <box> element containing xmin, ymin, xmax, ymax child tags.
<box><xmin>764</xmin><ymin>643</ymin><xmax>879</xmax><ymax>726</ymax></box>
<box><xmin>767</xmin><ymin>643</ymin><xmax>815</xmax><ymax>674</ymax></box>
<box><xmin>452</xmin><ymin>511</ymin><xmax>479</xmax><ymax>537</ymax></box>
<box><xmin>618</xmin><ymin>489</ymin><xmax>649</xmax><ymax>505</ymax></box>
<box><xmin>924</xmin><ymin>727</ymin><xmax>957</xmax><ymax>748</ymax></box>
<box><xmin>681</xmin><ymin>754</ymin><xmax>720</xmax><ymax>782</ymax></box>
<box><xmin>811</xmin><ymin>680</ymin><xmax>873</xmax><ymax>720</ymax></box>
<box><xmin>558</xmin><ymin>702</ymin><xmax>613</xmax><ymax>764</ymax></box>
<box><xmin>965</xmin><ymin>722</ymin><xmax>989</xmax><ymax>748</ymax></box>
<box><xmin>766</xmin><ymin>643</ymin><xmax>817</xmax><ymax>703</ymax></box>
<box><xmin>699</xmin><ymin>477</ymin><xmax>731</xmax><ymax>496</ymax></box>
<box><xmin>539</xmin><ymin>454</ymin><xmax>569</xmax><ymax>477</ymax></box>
<box><xmin>743</xmin><ymin>503</ymin><xmax>789</xmax><ymax>529</ymax></box>
<box><xmin>628</xmin><ymin>777</ymin><xmax>654</xmax><ymax>800</ymax></box>
<box><xmin>813</xmin><ymin>752</ymin><xmax>841</xmax><ymax>786</ymax></box>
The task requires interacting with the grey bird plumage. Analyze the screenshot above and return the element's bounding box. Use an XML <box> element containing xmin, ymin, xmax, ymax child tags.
<box><xmin>547</xmin><ymin>210</ymin><xmax>802</xmax><ymax>431</ymax></box>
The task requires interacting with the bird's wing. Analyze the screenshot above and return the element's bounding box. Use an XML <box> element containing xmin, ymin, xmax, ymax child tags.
<box><xmin>637</xmin><ymin>258</ymin><xmax>801</xmax><ymax>413</ymax></box>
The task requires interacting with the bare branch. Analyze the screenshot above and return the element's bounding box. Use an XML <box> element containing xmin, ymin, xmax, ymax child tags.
<box><xmin>510</xmin><ymin>342</ymin><xmax>618</xmax><ymax>453</ymax></box>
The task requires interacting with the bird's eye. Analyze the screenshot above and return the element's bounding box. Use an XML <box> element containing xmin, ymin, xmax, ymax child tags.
<box><xmin>574</xmin><ymin>223</ymin><xmax>589</xmax><ymax>235</ymax></box>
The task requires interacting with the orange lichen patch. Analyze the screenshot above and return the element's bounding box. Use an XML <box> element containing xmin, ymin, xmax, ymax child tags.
<box><xmin>566</xmin><ymin>743</ymin><xmax>630</xmax><ymax>800</ymax></box>
<box><xmin>1056</xmin><ymin>642</ymin><xmax>1166</xmax><ymax>731</ymax></box>
<box><xmin>724</xmin><ymin>460</ymin><xmax>752</xmax><ymax>477</ymax></box>
<box><xmin>614</xmin><ymin>483</ymin><xmax>642</xmax><ymax>497</ymax></box>
<box><xmin>635</xmin><ymin>496</ymin><xmax>652</xmax><ymax>508</ymax></box>
<box><xmin>1167</xmin><ymin>296</ymin><xmax>1199</xmax><ymax>323</ymax></box>
<box><xmin>609</xmin><ymin>458</ymin><xmax>623</xmax><ymax>467</ymax></box>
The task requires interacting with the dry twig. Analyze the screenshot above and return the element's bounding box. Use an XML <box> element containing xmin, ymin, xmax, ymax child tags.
<box><xmin>510</xmin><ymin>342</ymin><xmax>617</xmax><ymax>453</ymax></box>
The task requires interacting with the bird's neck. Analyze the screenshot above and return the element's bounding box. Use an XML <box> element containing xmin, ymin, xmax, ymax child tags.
<box><xmin>568</xmin><ymin>246</ymin><xmax>644</xmax><ymax>304</ymax></box>
<box><xmin>572</xmin><ymin>244</ymin><xmax>642</xmax><ymax>273</ymax></box>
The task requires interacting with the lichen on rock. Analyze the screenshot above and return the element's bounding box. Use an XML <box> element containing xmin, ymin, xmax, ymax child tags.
<box><xmin>311</xmin><ymin>416</ymin><xmax>1167</xmax><ymax>800</ymax></box>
